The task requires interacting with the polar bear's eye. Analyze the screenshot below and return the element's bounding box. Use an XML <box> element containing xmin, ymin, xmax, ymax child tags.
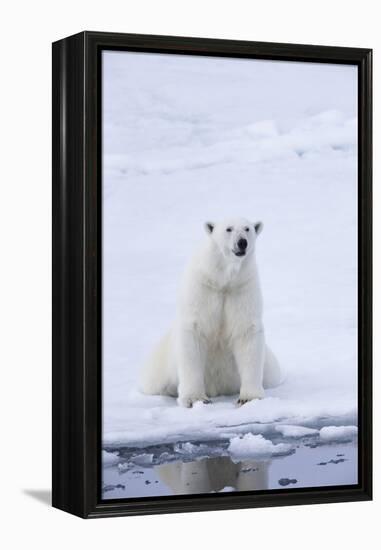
<box><xmin>226</xmin><ymin>227</ymin><xmax>233</xmax><ymax>232</ymax></box>
<box><xmin>244</xmin><ymin>227</ymin><xmax>250</xmax><ymax>232</ymax></box>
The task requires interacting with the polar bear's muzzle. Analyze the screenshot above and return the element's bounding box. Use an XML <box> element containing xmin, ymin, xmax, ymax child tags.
<box><xmin>234</xmin><ymin>238</ymin><xmax>248</xmax><ymax>257</ymax></box>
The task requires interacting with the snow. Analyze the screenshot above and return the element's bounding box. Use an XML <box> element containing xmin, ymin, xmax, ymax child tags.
<box><xmin>102</xmin><ymin>51</ymin><xmax>358</xmax><ymax>450</ymax></box>
<box><xmin>117</xmin><ymin>462</ymin><xmax>130</xmax><ymax>472</ymax></box>
<box><xmin>102</xmin><ymin>450</ymin><xmax>120</xmax><ymax>465</ymax></box>
<box><xmin>129</xmin><ymin>453</ymin><xmax>154</xmax><ymax>465</ymax></box>
<box><xmin>319</xmin><ymin>426</ymin><xmax>358</xmax><ymax>442</ymax></box>
<box><xmin>275</xmin><ymin>425</ymin><xmax>319</xmax><ymax>438</ymax></box>
<box><xmin>174</xmin><ymin>442</ymin><xmax>204</xmax><ymax>455</ymax></box>
<box><xmin>228</xmin><ymin>433</ymin><xmax>292</xmax><ymax>458</ymax></box>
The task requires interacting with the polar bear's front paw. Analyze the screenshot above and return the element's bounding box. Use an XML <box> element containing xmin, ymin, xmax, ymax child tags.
<box><xmin>237</xmin><ymin>388</ymin><xmax>265</xmax><ymax>406</ymax></box>
<box><xmin>237</xmin><ymin>398</ymin><xmax>249</xmax><ymax>406</ymax></box>
<box><xmin>178</xmin><ymin>395</ymin><xmax>211</xmax><ymax>408</ymax></box>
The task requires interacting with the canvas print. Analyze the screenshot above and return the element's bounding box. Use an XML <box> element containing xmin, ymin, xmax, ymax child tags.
<box><xmin>101</xmin><ymin>50</ymin><xmax>358</xmax><ymax>499</ymax></box>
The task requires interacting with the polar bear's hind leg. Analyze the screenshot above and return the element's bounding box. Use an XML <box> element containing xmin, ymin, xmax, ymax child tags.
<box><xmin>140</xmin><ymin>332</ymin><xmax>178</xmax><ymax>397</ymax></box>
<box><xmin>263</xmin><ymin>345</ymin><xmax>282</xmax><ymax>389</ymax></box>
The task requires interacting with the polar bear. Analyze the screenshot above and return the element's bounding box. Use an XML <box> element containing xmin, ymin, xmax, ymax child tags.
<box><xmin>141</xmin><ymin>217</ymin><xmax>282</xmax><ymax>407</ymax></box>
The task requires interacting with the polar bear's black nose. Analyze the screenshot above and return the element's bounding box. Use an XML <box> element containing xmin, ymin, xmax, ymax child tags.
<box><xmin>237</xmin><ymin>238</ymin><xmax>247</xmax><ymax>250</ymax></box>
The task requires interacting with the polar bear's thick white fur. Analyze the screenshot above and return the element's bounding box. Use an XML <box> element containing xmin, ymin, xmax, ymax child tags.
<box><xmin>141</xmin><ymin>217</ymin><xmax>282</xmax><ymax>407</ymax></box>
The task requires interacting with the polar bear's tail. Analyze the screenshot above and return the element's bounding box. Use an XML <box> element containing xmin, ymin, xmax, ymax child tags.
<box><xmin>263</xmin><ymin>345</ymin><xmax>283</xmax><ymax>389</ymax></box>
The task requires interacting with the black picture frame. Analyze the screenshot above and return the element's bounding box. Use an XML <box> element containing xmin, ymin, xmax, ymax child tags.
<box><xmin>52</xmin><ymin>31</ymin><xmax>372</xmax><ymax>519</ymax></box>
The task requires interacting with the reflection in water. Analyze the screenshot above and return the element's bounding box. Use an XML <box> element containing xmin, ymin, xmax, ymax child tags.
<box><xmin>156</xmin><ymin>457</ymin><xmax>269</xmax><ymax>494</ymax></box>
<box><xmin>102</xmin><ymin>441</ymin><xmax>358</xmax><ymax>499</ymax></box>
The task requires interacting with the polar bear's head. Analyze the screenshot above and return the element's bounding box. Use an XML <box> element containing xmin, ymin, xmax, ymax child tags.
<box><xmin>204</xmin><ymin>217</ymin><xmax>263</xmax><ymax>260</ymax></box>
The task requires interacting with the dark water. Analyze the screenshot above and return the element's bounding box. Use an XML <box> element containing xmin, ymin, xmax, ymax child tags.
<box><xmin>102</xmin><ymin>438</ymin><xmax>358</xmax><ymax>499</ymax></box>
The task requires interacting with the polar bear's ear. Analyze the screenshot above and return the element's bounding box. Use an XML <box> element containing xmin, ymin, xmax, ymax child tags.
<box><xmin>205</xmin><ymin>222</ymin><xmax>215</xmax><ymax>234</ymax></box>
<box><xmin>254</xmin><ymin>221</ymin><xmax>263</xmax><ymax>235</ymax></box>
